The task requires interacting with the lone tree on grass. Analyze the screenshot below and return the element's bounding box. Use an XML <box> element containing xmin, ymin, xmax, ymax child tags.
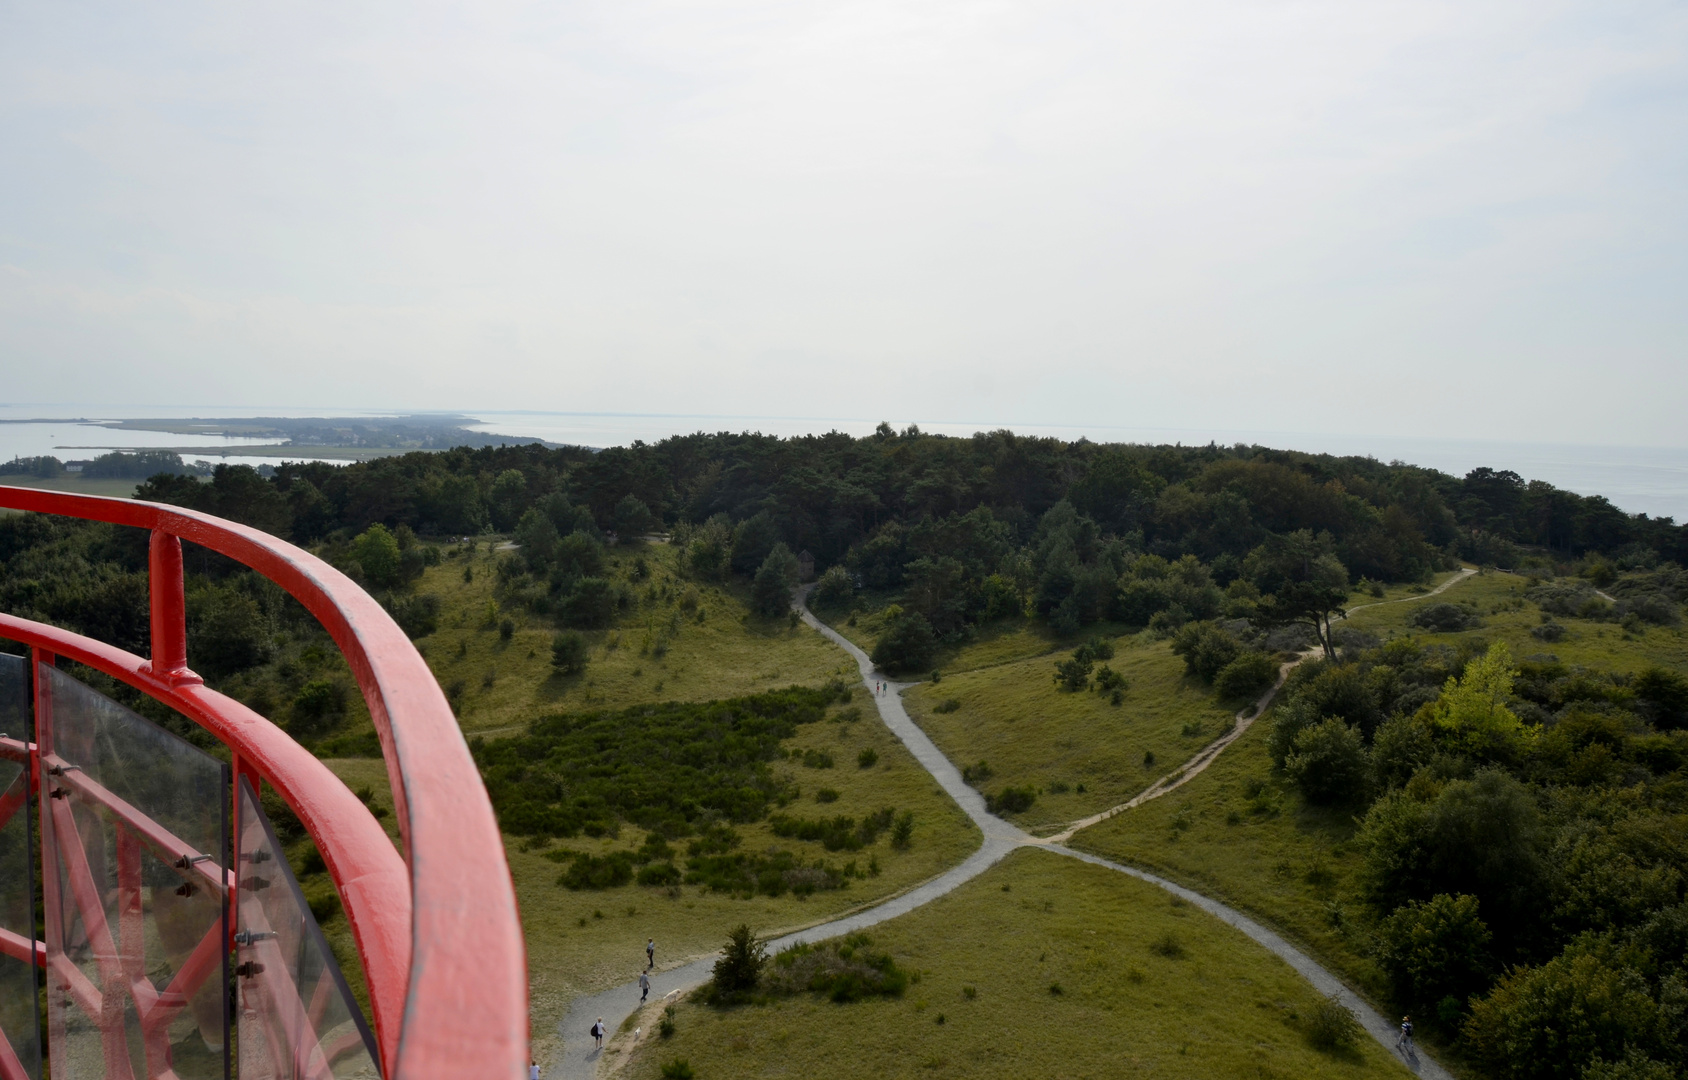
<box><xmin>551</xmin><ymin>630</ymin><xmax>588</xmax><ymax>675</ymax></box>
<box><xmin>710</xmin><ymin>924</ymin><xmax>768</xmax><ymax>1003</ymax></box>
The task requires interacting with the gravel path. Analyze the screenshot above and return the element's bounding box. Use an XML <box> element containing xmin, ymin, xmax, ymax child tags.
<box><xmin>549</xmin><ymin>587</ymin><xmax>1455</xmax><ymax>1080</ymax></box>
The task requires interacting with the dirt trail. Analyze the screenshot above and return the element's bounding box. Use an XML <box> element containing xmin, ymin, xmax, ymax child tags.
<box><xmin>1343</xmin><ymin>566</ymin><xmax>1478</xmax><ymax>615</ymax></box>
<box><xmin>1041</xmin><ymin>566</ymin><xmax>1478</xmax><ymax>842</ymax></box>
<box><xmin>551</xmin><ymin>583</ymin><xmax>1466</xmax><ymax>1080</ymax></box>
<box><xmin>1039</xmin><ymin>651</ymin><xmax>1302</xmax><ymax>844</ymax></box>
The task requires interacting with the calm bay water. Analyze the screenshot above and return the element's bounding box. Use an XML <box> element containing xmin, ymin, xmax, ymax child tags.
<box><xmin>3</xmin><ymin>405</ymin><xmax>1685</xmax><ymax>522</ymax></box>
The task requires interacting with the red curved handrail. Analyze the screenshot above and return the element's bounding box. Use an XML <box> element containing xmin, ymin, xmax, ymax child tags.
<box><xmin>0</xmin><ymin>485</ymin><xmax>527</xmax><ymax>1080</ymax></box>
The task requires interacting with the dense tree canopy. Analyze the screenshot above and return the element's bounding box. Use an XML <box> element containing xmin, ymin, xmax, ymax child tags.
<box><xmin>111</xmin><ymin>432</ymin><xmax>1685</xmax><ymax>570</ymax></box>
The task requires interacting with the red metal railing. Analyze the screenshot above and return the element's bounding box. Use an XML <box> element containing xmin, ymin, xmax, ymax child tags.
<box><xmin>0</xmin><ymin>486</ymin><xmax>527</xmax><ymax>1080</ymax></box>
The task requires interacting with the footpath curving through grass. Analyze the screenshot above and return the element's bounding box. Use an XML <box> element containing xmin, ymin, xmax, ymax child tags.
<box><xmin>312</xmin><ymin>539</ymin><xmax>978</xmax><ymax>1053</ymax></box>
<box><xmin>1065</xmin><ymin>710</ymin><xmax>1384</xmax><ymax>1001</ymax></box>
<box><xmin>619</xmin><ymin>847</ymin><xmax>1414</xmax><ymax>1080</ymax></box>
<box><xmin>903</xmin><ymin>635</ymin><xmax>1240</xmax><ymax>832</ymax></box>
<box><xmin>1061</xmin><ymin>575</ymin><xmax>1495</xmax><ymax>1027</ymax></box>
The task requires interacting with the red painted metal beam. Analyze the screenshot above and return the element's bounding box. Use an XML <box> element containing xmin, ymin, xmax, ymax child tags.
<box><xmin>1</xmin><ymin>613</ymin><xmax>411</xmax><ymax>1074</ymax></box>
<box><xmin>0</xmin><ymin>485</ymin><xmax>527</xmax><ymax>1080</ymax></box>
<box><xmin>44</xmin><ymin>753</ymin><xmax>229</xmax><ymax>895</ymax></box>
<box><xmin>0</xmin><ymin>1028</ymin><xmax>29</xmax><ymax>1080</ymax></box>
<box><xmin>46</xmin><ymin>793</ymin><xmax>136</xmax><ymax>1079</ymax></box>
<box><xmin>0</xmin><ymin>926</ymin><xmax>43</xmax><ymax>968</ymax></box>
<box><xmin>145</xmin><ymin>530</ymin><xmax>198</xmax><ymax>687</ymax></box>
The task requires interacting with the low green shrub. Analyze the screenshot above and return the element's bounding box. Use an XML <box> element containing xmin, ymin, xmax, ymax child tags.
<box><xmin>552</xmin><ymin>851</ymin><xmax>635</xmax><ymax>890</ymax></box>
<box><xmin>764</xmin><ymin>933</ymin><xmax>910</xmax><ymax>1002</ymax></box>
<box><xmin>1307</xmin><ymin>996</ymin><xmax>1361</xmax><ymax>1052</ymax></box>
<box><xmin>986</xmin><ymin>786</ymin><xmax>1036</xmax><ymax>815</ymax></box>
<box><xmin>476</xmin><ymin>687</ymin><xmax>835</xmax><ymax>839</ymax></box>
<box><xmin>1213</xmin><ymin>651</ymin><xmax>1276</xmax><ymax>699</ymax></box>
<box><xmin>636</xmin><ymin>862</ymin><xmax>682</xmax><ymax>887</ymax></box>
<box><xmin>768</xmin><ymin>808</ymin><xmax>895</xmax><ymax>851</ymax></box>
<box><xmin>685</xmin><ymin>850</ymin><xmax>848</xmax><ymax>897</ymax></box>
<box><xmin>1149</xmin><ymin>932</ymin><xmax>1184</xmax><ymax>959</ymax></box>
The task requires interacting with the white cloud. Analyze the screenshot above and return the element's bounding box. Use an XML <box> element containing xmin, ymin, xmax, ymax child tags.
<box><xmin>0</xmin><ymin>0</ymin><xmax>1684</xmax><ymax>443</ymax></box>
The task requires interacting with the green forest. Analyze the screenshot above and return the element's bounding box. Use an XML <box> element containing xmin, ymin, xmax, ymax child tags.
<box><xmin>1266</xmin><ymin>639</ymin><xmax>1687</xmax><ymax>1079</ymax></box>
<box><xmin>4</xmin><ymin>428</ymin><xmax>1687</xmax><ymax>1079</ymax></box>
<box><xmin>10</xmin><ymin>428</ymin><xmax>1680</xmax><ymax>672</ymax></box>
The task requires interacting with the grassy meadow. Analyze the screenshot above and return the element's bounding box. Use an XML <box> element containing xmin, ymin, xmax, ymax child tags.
<box><xmin>903</xmin><ymin>638</ymin><xmax>1241</xmax><ymax>832</ymax></box>
<box><xmin>316</xmin><ymin>538</ymin><xmax>978</xmax><ymax>1045</ymax></box>
<box><xmin>616</xmin><ymin>847</ymin><xmax>1414</xmax><ymax>1080</ymax></box>
<box><xmin>312</xmin><ymin>555</ymin><xmax>1688</xmax><ymax>1070</ymax></box>
<box><xmin>1057</xmin><ymin>574</ymin><xmax>1500</xmax><ymax>1013</ymax></box>
<box><xmin>416</xmin><ymin>540</ymin><xmax>850</xmax><ymax>738</ymax></box>
<box><xmin>1340</xmin><ymin>567</ymin><xmax>1688</xmax><ymax>672</ymax></box>
<box><xmin>822</xmin><ymin>593</ymin><xmax>1140</xmax><ymax>676</ymax></box>
<box><xmin>498</xmin><ymin>695</ymin><xmax>979</xmax><ymax>1038</ymax></box>
<box><xmin>1064</xmin><ymin>711</ymin><xmax>1383</xmax><ymax>1000</ymax></box>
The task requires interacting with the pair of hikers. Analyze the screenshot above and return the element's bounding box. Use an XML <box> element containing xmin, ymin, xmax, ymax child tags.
<box><xmin>639</xmin><ymin>938</ymin><xmax>655</xmax><ymax>1001</ymax></box>
<box><xmin>587</xmin><ymin>942</ymin><xmax>658</xmax><ymax>1054</ymax></box>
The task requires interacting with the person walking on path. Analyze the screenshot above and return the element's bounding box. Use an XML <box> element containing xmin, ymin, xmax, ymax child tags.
<box><xmin>646</xmin><ymin>939</ymin><xmax>656</xmax><ymax>970</ymax></box>
<box><xmin>638</xmin><ymin>971</ymin><xmax>651</xmax><ymax>1003</ymax></box>
<box><xmin>528</xmin><ymin>1060</ymin><xmax>540</xmax><ymax>1080</ymax></box>
<box><xmin>1396</xmin><ymin>1016</ymin><xmax>1414</xmax><ymax>1053</ymax></box>
<box><xmin>591</xmin><ymin>1018</ymin><xmax>606</xmax><ymax>1051</ymax></box>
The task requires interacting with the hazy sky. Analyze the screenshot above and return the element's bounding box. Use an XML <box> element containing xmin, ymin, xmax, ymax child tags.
<box><xmin>2</xmin><ymin>1</ymin><xmax>1685</xmax><ymax>445</ymax></box>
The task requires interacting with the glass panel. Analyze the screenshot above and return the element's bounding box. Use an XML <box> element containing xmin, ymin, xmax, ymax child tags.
<box><xmin>38</xmin><ymin>664</ymin><xmax>229</xmax><ymax>1080</ymax></box>
<box><xmin>235</xmin><ymin>777</ymin><xmax>380</xmax><ymax>1080</ymax></box>
<box><xmin>0</xmin><ymin>653</ymin><xmax>43</xmax><ymax>1080</ymax></box>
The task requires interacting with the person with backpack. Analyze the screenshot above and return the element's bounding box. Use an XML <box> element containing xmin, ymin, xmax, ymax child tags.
<box><xmin>646</xmin><ymin>938</ymin><xmax>656</xmax><ymax>970</ymax></box>
<box><xmin>591</xmin><ymin>1017</ymin><xmax>606</xmax><ymax>1051</ymax></box>
<box><xmin>1396</xmin><ymin>1015</ymin><xmax>1414</xmax><ymax>1053</ymax></box>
